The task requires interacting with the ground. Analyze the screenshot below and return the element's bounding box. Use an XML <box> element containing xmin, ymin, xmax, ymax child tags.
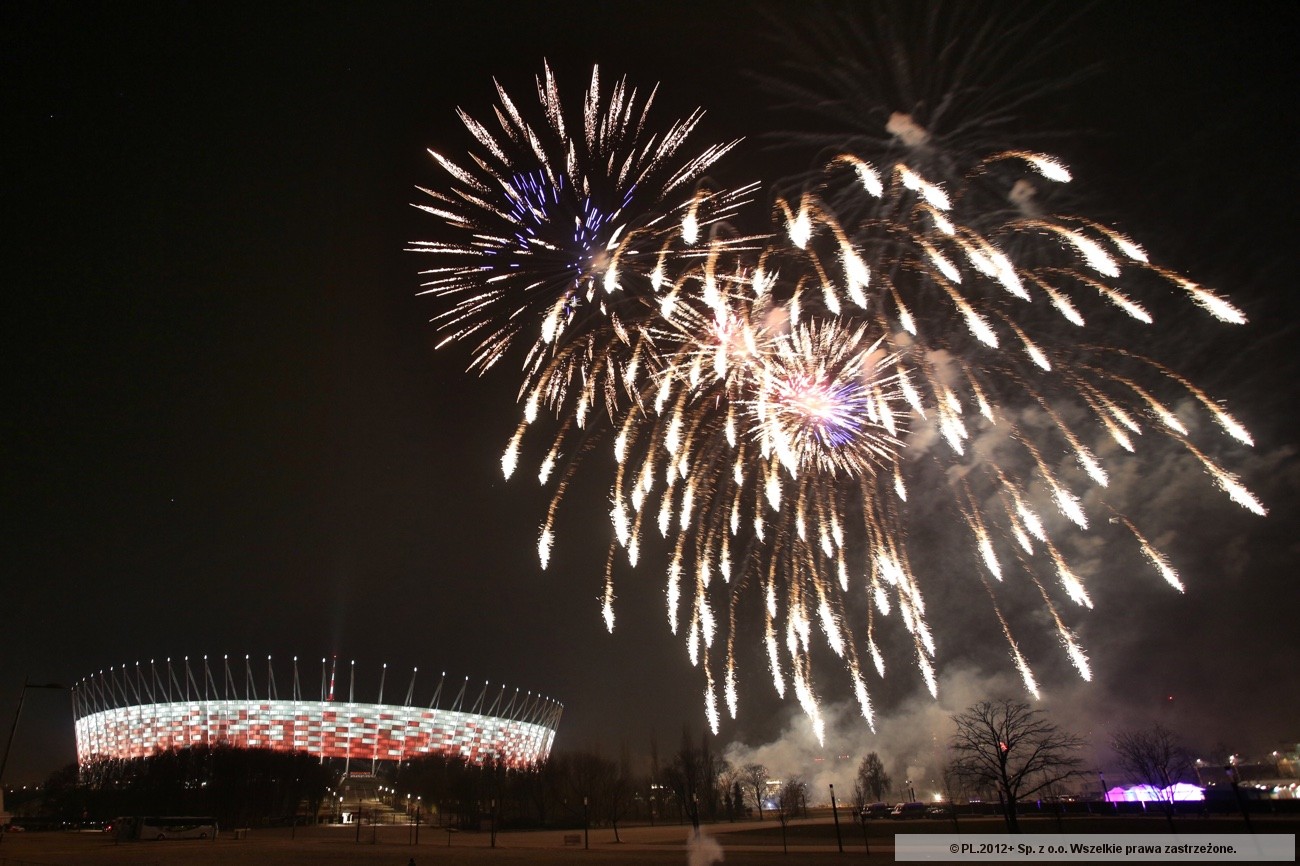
<box><xmin>2</xmin><ymin>814</ymin><xmax>1295</xmax><ymax>865</ymax></box>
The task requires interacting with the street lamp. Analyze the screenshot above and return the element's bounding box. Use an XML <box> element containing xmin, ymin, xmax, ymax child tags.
<box><xmin>0</xmin><ymin>679</ymin><xmax>66</xmax><ymax>842</ymax></box>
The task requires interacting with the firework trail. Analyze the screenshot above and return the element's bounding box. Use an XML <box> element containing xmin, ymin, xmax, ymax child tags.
<box><xmin>414</xmin><ymin>64</ymin><xmax>1264</xmax><ymax>742</ymax></box>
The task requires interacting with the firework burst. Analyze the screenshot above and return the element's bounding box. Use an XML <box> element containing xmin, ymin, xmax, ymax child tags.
<box><xmin>413</xmin><ymin>63</ymin><xmax>1264</xmax><ymax>742</ymax></box>
<box><xmin>592</xmin><ymin>146</ymin><xmax>1262</xmax><ymax>740</ymax></box>
<box><xmin>409</xmin><ymin>63</ymin><xmax>756</xmax><ymax>428</ymax></box>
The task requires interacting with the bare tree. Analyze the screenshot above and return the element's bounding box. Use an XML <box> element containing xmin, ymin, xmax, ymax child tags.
<box><xmin>948</xmin><ymin>698</ymin><xmax>1086</xmax><ymax>833</ymax></box>
<box><xmin>768</xmin><ymin>774</ymin><xmax>808</xmax><ymax>855</ymax></box>
<box><xmin>662</xmin><ymin>727</ymin><xmax>703</xmax><ymax>833</ymax></box>
<box><xmin>606</xmin><ymin>744</ymin><xmax>641</xmax><ymax>841</ymax></box>
<box><xmin>516</xmin><ymin>759</ymin><xmax>555</xmax><ymax>826</ymax></box>
<box><xmin>939</xmin><ymin>762</ymin><xmax>964</xmax><ymax>831</ymax></box>
<box><xmin>1111</xmin><ymin>724</ymin><xmax>1193</xmax><ymax>831</ymax></box>
<box><xmin>777</xmin><ymin>776</ymin><xmax>808</xmax><ymax>821</ymax></box>
<box><xmin>856</xmin><ymin>752</ymin><xmax>891</xmax><ymax>803</ymax></box>
<box><xmin>549</xmin><ymin>750</ymin><xmax>616</xmax><ymax>830</ymax></box>
<box><xmin>741</xmin><ymin>763</ymin><xmax>770</xmax><ymax>821</ymax></box>
<box><xmin>851</xmin><ymin>778</ymin><xmax>869</xmax><ymax>815</ymax></box>
<box><xmin>699</xmin><ymin>730</ymin><xmax>730</xmax><ymax>821</ymax></box>
<box><xmin>717</xmin><ymin>764</ymin><xmax>743</xmax><ymax>821</ymax></box>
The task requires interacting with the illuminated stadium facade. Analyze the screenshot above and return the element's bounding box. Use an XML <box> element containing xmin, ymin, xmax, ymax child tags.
<box><xmin>72</xmin><ymin>656</ymin><xmax>561</xmax><ymax>769</ymax></box>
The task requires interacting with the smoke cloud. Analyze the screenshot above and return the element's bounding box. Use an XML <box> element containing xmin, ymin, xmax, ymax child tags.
<box><xmin>686</xmin><ymin>830</ymin><xmax>725</xmax><ymax>865</ymax></box>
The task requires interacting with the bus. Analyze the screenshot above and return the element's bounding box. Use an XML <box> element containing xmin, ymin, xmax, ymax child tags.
<box><xmin>115</xmin><ymin>816</ymin><xmax>218</xmax><ymax>840</ymax></box>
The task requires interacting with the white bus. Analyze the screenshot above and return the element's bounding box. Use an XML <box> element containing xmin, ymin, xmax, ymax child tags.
<box><xmin>122</xmin><ymin>816</ymin><xmax>218</xmax><ymax>840</ymax></box>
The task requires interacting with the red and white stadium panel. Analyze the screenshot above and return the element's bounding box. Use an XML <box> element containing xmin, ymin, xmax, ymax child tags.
<box><xmin>74</xmin><ymin>699</ymin><xmax>558</xmax><ymax>768</ymax></box>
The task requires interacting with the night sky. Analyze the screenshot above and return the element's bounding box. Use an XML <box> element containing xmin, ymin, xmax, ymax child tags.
<box><xmin>5</xmin><ymin>2</ymin><xmax>1297</xmax><ymax>788</ymax></box>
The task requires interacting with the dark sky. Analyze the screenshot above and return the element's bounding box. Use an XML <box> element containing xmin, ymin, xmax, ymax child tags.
<box><xmin>4</xmin><ymin>1</ymin><xmax>1297</xmax><ymax>787</ymax></box>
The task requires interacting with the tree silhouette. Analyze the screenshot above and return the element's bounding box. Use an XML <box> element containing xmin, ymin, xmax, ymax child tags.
<box><xmin>1110</xmin><ymin>723</ymin><xmax>1193</xmax><ymax>831</ymax></box>
<box><xmin>948</xmin><ymin>698</ymin><xmax>1085</xmax><ymax>833</ymax></box>
<box><xmin>662</xmin><ymin>727</ymin><xmax>704</xmax><ymax>832</ymax></box>
<box><xmin>856</xmin><ymin>752</ymin><xmax>891</xmax><ymax>803</ymax></box>
<box><xmin>69</xmin><ymin>746</ymin><xmax>331</xmax><ymax>828</ymax></box>
<box><xmin>742</xmin><ymin>763</ymin><xmax>770</xmax><ymax>821</ymax></box>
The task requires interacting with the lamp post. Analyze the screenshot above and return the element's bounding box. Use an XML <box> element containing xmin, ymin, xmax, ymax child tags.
<box><xmin>0</xmin><ymin>679</ymin><xmax>66</xmax><ymax>843</ymax></box>
<box><xmin>828</xmin><ymin>783</ymin><xmax>844</xmax><ymax>853</ymax></box>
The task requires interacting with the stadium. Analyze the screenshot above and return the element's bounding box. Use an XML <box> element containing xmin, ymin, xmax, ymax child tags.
<box><xmin>72</xmin><ymin>656</ymin><xmax>561</xmax><ymax>770</ymax></box>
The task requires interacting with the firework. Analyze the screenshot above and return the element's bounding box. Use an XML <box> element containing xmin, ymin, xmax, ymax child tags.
<box><xmin>413</xmin><ymin>63</ymin><xmax>1263</xmax><ymax>743</ymax></box>
<box><xmin>592</xmin><ymin>146</ymin><xmax>1262</xmax><ymax>741</ymax></box>
<box><xmin>409</xmin><ymin>62</ymin><xmax>757</xmax><ymax>443</ymax></box>
<box><xmin>613</xmin><ymin>291</ymin><xmax>909</xmax><ymax>734</ymax></box>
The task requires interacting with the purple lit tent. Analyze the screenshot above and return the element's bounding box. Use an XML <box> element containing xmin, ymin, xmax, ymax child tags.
<box><xmin>1104</xmin><ymin>783</ymin><xmax>1204</xmax><ymax>803</ymax></box>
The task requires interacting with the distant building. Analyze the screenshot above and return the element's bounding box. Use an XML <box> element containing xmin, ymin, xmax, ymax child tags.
<box><xmin>1193</xmin><ymin>745</ymin><xmax>1300</xmax><ymax>800</ymax></box>
<box><xmin>72</xmin><ymin>656</ymin><xmax>561</xmax><ymax>770</ymax></box>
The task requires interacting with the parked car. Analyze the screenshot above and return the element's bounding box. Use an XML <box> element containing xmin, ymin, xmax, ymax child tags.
<box><xmin>860</xmin><ymin>802</ymin><xmax>892</xmax><ymax>820</ymax></box>
<box><xmin>890</xmin><ymin>802</ymin><xmax>928</xmax><ymax>819</ymax></box>
<box><xmin>926</xmin><ymin>804</ymin><xmax>953</xmax><ymax>818</ymax></box>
